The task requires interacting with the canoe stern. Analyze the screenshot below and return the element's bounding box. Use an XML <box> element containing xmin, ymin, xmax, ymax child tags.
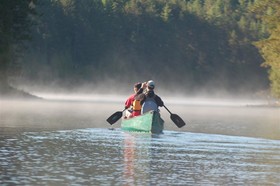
<box><xmin>121</xmin><ymin>111</ymin><xmax>164</xmax><ymax>133</ymax></box>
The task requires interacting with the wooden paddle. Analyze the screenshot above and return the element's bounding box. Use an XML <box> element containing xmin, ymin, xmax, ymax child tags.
<box><xmin>106</xmin><ymin>109</ymin><xmax>126</xmax><ymax>125</ymax></box>
<box><xmin>163</xmin><ymin>105</ymin><xmax>186</xmax><ymax>128</ymax></box>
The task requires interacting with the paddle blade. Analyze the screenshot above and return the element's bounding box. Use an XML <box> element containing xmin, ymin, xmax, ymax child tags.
<box><xmin>106</xmin><ymin>111</ymin><xmax>123</xmax><ymax>125</ymax></box>
<box><xmin>170</xmin><ymin>114</ymin><xmax>186</xmax><ymax>128</ymax></box>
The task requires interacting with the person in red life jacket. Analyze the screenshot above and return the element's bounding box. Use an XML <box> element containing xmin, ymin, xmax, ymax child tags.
<box><xmin>124</xmin><ymin>82</ymin><xmax>142</xmax><ymax>118</ymax></box>
<box><xmin>135</xmin><ymin>80</ymin><xmax>164</xmax><ymax>114</ymax></box>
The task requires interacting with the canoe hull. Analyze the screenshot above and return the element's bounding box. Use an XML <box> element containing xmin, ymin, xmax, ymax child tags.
<box><xmin>121</xmin><ymin>111</ymin><xmax>164</xmax><ymax>134</ymax></box>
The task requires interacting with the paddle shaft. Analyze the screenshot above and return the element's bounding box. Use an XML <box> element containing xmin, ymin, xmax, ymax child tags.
<box><xmin>163</xmin><ymin>105</ymin><xmax>172</xmax><ymax>114</ymax></box>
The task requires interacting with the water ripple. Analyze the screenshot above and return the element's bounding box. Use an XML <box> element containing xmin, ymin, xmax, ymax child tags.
<box><xmin>1</xmin><ymin>129</ymin><xmax>280</xmax><ymax>185</ymax></box>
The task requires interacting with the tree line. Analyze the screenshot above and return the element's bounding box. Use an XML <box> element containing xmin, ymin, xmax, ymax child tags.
<box><xmin>1</xmin><ymin>0</ymin><xmax>279</xmax><ymax>98</ymax></box>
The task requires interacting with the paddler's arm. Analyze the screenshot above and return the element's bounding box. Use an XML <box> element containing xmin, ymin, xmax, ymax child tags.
<box><xmin>136</xmin><ymin>82</ymin><xmax>147</xmax><ymax>95</ymax></box>
<box><xmin>155</xmin><ymin>95</ymin><xmax>164</xmax><ymax>107</ymax></box>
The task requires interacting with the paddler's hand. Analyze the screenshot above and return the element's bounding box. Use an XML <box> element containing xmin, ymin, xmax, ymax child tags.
<box><xmin>141</xmin><ymin>82</ymin><xmax>147</xmax><ymax>89</ymax></box>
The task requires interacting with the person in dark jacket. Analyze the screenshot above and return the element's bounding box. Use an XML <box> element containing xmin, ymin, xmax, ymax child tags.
<box><xmin>135</xmin><ymin>80</ymin><xmax>164</xmax><ymax>114</ymax></box>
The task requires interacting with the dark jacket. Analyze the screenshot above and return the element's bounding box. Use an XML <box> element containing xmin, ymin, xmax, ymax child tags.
<box><xmin>135</xmin><ymin>88</ymin><xmax>164</xmax><ymax>107</ymax></box>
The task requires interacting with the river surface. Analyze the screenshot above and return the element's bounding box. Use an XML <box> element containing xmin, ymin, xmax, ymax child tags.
<box><xmin>0</xmin><ymin>99</ymin><xmax>280</xmax><ymax>185</ymax></box>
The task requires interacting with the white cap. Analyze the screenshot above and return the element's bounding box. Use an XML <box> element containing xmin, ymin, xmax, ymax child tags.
<box><xmin>147</xmin><ymin>80</ymin><xmax>155</xmax><ymax>88</ymax></box>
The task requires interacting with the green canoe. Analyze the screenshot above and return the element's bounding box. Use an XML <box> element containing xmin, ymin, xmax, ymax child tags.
<box><xmin>121</xmin><ymin>111</ymin><xmax>164</xmax><ymax>134</ymax></box>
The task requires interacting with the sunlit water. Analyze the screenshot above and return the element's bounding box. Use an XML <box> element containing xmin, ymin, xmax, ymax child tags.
<box><xmin>1</xmin><ymin>129</ymin><xmax>280</xmax><ymax>185</ymax></box>
<box><xmin>0</xmin><ymin>99</ymin><xmax>280</xmax><ymax>185</ymax></box>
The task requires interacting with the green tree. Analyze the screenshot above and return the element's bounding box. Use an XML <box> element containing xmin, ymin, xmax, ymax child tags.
<box><xmin>252</xmin><ymin>0</ymin><xmax>280</xmax><ymax>98</ymax></box>
<box><xmin>161</xmin><ymin>4</ymin><xmax>171</xmax><ymax>22</ymax></box>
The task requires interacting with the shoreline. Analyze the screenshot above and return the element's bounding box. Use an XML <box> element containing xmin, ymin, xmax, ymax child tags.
<box><xmin>246</xmin><ymin>103</ymin><xmax>280</xmax><ymax>108</ymax></box>
<box><xmin>0</xmin><ymin>85</ymin><xmax>42</xmax><ymax>100</ymax></box>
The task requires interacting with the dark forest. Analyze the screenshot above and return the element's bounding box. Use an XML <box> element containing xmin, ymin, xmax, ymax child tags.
<box><xmin>1</xmin><ymin>0</ymin><xmax>280</xmax><ymax>98</ymax></box>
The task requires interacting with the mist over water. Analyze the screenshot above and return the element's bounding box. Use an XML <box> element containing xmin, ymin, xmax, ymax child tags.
<box><xmin>1</xmin><ymin>93</ymin><xmax>279</xmax><ymax>140</ymax></box>
<box><xmin>15</xmin><ymin>79</ymin><xmax>272</xmax><ymax>103</ymax></box>
<box><xmin>33</xmin><ymin>92</ymin><xmax>269</xmax><ymax>106</ymax></box>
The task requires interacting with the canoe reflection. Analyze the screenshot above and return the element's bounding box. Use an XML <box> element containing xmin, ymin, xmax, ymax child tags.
<box><xmin>123</xmin><ymin>133</ymin><xmax>136</xmax><ymax>182</ymax></box>
<box><xmin>123</xmin><ymin>132</ymin><xmax>158</xmax><ymax>185</ymax></box>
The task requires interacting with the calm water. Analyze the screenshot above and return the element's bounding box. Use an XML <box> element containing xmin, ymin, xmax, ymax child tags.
<box><xmin>0</xmin><ymin>99</ymin><xmax>280</xmax><ymax>185</ymax></box>
<box><xmin>1</xmin><ymin>129</ymin><xmax>280</xmax><ymax>185</ymax></box>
